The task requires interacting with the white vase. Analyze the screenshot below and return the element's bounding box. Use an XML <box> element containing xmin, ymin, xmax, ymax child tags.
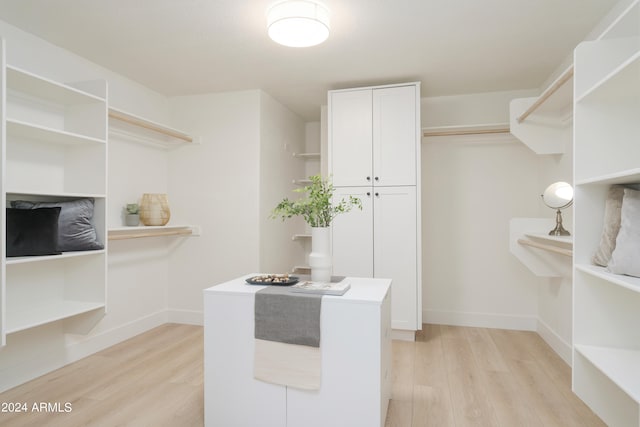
<box><xmin>309</xmin><ymin>227</ymin><xmax>332</xmax><ymax>282</ymax></box>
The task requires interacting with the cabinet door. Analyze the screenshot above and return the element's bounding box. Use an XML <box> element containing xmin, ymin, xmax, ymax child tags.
<box><xmin>329</xmin><ymin>89</ymin><xmax>372</xmax><ymax>187</ymax></box>
<box><xmin>374</xmin><ymin>186</ymin><xmax>418</xmax><ymax>330</ymax></box>
<box><xmin>331</xmin><ymin>187</ymin><xmax>373</xmax><ymax>277</ymax></box>
<box><xmin>372</xmin><ymin>85</ymin><xmax>417</xmax><ymax>186</ymax></box>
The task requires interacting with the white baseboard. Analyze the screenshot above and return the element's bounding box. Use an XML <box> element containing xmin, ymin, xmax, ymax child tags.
<box><xmin>423</xmin><ymin>309</ymin><xmax>537</xmax><ymax>331</ymax></box>
<box><xmin>423</xmin><ymin>309</ymin><xmax>573</xmax><ymax>366</ymax></box>
<box><xmin>167</xmin><ymin>309</ymin><xmax>203</xmax><ymax>325</ymax></box>
<box><xmin>536</xmin><ymin>318</ymin><xmax>572</xmax><ymax>366</ymax></box>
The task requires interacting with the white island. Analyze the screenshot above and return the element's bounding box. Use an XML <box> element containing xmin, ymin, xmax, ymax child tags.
<box><xmin>203</xmin><ymin>275</ymin><xmax>392</xmax><ymax>427</ymax></box>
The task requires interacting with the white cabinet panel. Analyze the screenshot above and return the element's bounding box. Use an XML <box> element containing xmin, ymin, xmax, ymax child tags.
<box><xmin>373</xmin><ymin>85</ymin><xmax>417</xmax><ymax>186</ymax></box>
<box><xmin>328</xmin><ymin>82</ymin><xmax>421</xmax><ymax>334</ymax></box>
<box><xmin>329</xmin><ymin>89</ymin><xmax>372</xmax><ymax>187</ymax></box>
<box><xmin>374</xmin><ymin>186</ymin><xmax>417</xmax><ymax>330</ymax></box>
<box><xmin>331</xmin><ymin>187</ymin><xmax>373</xmax><ymax>277</ymax></box>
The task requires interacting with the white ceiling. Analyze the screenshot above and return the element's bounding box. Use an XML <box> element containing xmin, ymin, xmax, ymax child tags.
<box><xmin>0</xmin><ymin>0</ymin><xmax>618</xmax><ymax>120</ymax></box>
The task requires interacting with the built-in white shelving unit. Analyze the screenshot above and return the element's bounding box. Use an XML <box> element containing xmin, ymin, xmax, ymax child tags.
<box><xmin>572</xmin><ymin>1</ymin><xmax>640</xmax><ymax>425</ymax></box>
<box><xmin>1</xmin><ymin>39</ymin><xmax>108</xmax><ymax>346</ymax></box>
<box><xmin>291</xmin><ymin>148</ymin><xmax>321</xmax><ymax>273</ymax></box>
<box><xmin>108</xmin><ymin>107</ymin><xmax>195</xmax><ymax>149</ymax></box>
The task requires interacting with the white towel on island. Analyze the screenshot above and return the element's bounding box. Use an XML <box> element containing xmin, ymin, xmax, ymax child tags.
<box><xmin>254</xmin><ymin>338</ymin><xmax>321</xmax><ymax>390</ymax></box>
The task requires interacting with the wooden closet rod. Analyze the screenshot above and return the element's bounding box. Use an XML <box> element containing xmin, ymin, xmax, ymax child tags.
<box><xmin>422</xmin><ymin>125</ymin><xmax>510</xmax><ymax>137</ymax></box>
<box><xmin>108</xmin><ymin>229</ymin><xmax>193</xmax><ymax>241</ymax></box>
<box><xmin>108</xmin><ymin>109</ymin><xmax>193</xmax><ymax>143</ymax></box>
<box><xmin>516</xmin><ymin>65</ymin><xmax>574</xmax><ymax>123</ymax></box>
<box><xmin>517</xmin><ymin>238</ymin><xmax>573</xmax><ymax>257</ymax></box>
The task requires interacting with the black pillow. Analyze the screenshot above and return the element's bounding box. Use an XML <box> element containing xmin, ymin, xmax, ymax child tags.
<box><xmin>11</xmin><ymin>198</ymin><xmax>103</xmax><ymax>252</ymax></box>
<box><xmin>6</xmin><ymin>207</ymin><xmax>62</xmax><ymax>257</ymax></box>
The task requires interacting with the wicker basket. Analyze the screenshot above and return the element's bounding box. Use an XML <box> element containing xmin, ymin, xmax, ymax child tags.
<box><xmin>139</xmin><ymin>193</ymin><xmax>171</xmax><ymax>226</ymax></box>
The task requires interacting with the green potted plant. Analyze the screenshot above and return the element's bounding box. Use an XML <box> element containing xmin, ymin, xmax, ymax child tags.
<box><xmin>271</xmin><ymin>175</ymin><xmax>361</xmax><ymax>282</ymax></box>
<box><xmin>125</xmin><ymin>203</ymin><xmax>140</xmax><ymax>226</ymax></box>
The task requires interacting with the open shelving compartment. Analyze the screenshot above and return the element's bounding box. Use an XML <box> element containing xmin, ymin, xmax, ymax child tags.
<box><xmin>1</xmin><ymin>41</ymin><xmax>108</xmax><ymax>345</ymax></box>
<box><xmin>572</xmin><ymin>1</ymin><xmax>640</xmax><ymax>424</ymax></box>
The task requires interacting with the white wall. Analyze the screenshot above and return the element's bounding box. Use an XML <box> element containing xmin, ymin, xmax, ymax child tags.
<box><xmin>535</xmin><ymin>128</ymin><xmax>574</xmax><ymax>363</ymax></box>
<box><xmin>422</xmin><ymin>131</ymin><xmax>541</xmax><ymax>329</ymax></box>
<box><xmin>165</xmin><ymin>90</ymin><xmax>262</xmax><ymax>320</ymax></box>
<box><xmin>420</xmin><ymin>88</ymin><xmax>575</xmax><ymax>362</ymax></box>
<box><xmin>258</xmin><ymin>93</ymin><xmax>306</xmax><ymax>273</ymax></box>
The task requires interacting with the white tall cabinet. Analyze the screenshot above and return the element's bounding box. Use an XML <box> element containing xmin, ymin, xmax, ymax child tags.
<box><xmin>329</xmin><ymin>82</ymin><xmax>422</xmax><ymax>335</ymax></box>
<box><xmin>572</xmin><ymin>1</ymin><xmax>640</xmax><ymax>426</ymax></box>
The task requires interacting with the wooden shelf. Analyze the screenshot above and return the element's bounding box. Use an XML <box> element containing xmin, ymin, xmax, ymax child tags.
<box><xmin>292</xmin><ymin>179</ymin><xmax>312</xmax><ymax>186</ymax></box>
<box><xmin>292</xmin><ymin>234</ymin><xmax>311</xmax><ymax>241</ymax></box>
<box><xmin>108</xmin><ymin>225</ymin><xmax>198</xmax><ymax>241</ymax></box>
<box><xmin>509</xmin><ymin>218</ymin><xmax>572</xmax><ymax>277</ymax></box>
<box><xmin>517</xmin><ymin>237</ymin><xmax>573</xmax><ymax>257</ymax></box>
<box><xmin>109</xmin><ymin>107</ymin><xmax>194</xmax><ymax>147</ymax></box>
<box><xmin>292</xmin><ymin>265</ymin><xmax>311</xmax><ymax>274</ymax></box>
<box><xmin>293</xmin><ymin>152</ymin><xmax>320</xmax><ymax>159</ymax></box>
<box><xmin>6</xmin><ymin>300</ymin><xmax>105</xmax><ymax>334</ymax></box>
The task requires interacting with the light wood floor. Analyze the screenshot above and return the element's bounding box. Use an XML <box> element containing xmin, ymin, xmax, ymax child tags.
<box><xmin>0</xmin><ymin>323</ymin><xmax>604</xmax><ymax>427</ymax></box>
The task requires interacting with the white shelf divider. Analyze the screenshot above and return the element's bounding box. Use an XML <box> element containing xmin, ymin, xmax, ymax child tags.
<box><xmin>6</xmin><ymin>300</ymin><xmax>105</xmax><ymax>334</ymax></box>
<box><xmin>7</xmin><ymin>118</ymin><xmax>106</xmax><ymax>145</ymax></box>
<box><xmin>575</xmin><ymin>344</ymin><xmax>640</xmax><ymax>403</ymax></box>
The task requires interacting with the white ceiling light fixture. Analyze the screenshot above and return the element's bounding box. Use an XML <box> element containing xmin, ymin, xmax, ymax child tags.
<box><xmin>267</xmin><ymin>0</ymin><xmax>330</xmax><ymax>47</ymax></box>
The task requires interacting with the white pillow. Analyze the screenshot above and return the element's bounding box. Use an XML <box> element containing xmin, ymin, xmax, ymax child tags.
<box><xmin>607</xmin><ymin>188</ymin><xmax>640</xmax><ymax>277</ymax></box>
<box><xmin>592</xmin><ymin>185</ymin><xmax>624</xmax><ymax>267</ymax></box>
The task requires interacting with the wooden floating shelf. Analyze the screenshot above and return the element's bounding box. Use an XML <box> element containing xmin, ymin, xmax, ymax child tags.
<box><xmin>292</xmin><ymin>234</ymin><xmax>311</xmax><ymax>241</ymax></box>
<box><xmin>517</xmin><ymin>238</ymin><xmax>573</xmax><ymax>257</ymax></box>
<box><xmin>293</xmin><ymin>152</ymin><xmax>321</xmax><ymax>159</ymax></box>
<box><xmin>108</xmin><ymin>107</ymin><xmax>194</xmax><ymax>145</ymax></box>
<box><xmin>108</xmin><ymin>225</ymin><xmax>198</xmax><ymax>241</ymax></box>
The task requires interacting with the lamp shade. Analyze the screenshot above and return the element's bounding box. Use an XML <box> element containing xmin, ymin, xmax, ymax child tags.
<box><xmin>267</xmin><ymin>0</ymin><xmax>330</xmax><ymax>47</ymax></box>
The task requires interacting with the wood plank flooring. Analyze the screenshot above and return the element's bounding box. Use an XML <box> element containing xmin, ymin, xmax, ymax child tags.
<box><xmin>0</xmin><ymin>323</ymin><xmax>604</xmax><ymax>427</ymax></box>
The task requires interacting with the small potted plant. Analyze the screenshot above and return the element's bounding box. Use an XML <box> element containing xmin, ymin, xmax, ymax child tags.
<box><xmin>271</xmin><ymin>175</ymin><xmax>361</xmax><ymax>282</ymax></box>
<box><xmin>125</xmin><ymin>203</ymin><xmax>140</xmax><ymax>226</ymax></box>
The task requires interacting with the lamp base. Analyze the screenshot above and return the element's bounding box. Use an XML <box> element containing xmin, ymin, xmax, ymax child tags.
<box><xmin>549</xmin><ymin>209</ymin><xmax>570</xmax><ymax>236</ymax></box>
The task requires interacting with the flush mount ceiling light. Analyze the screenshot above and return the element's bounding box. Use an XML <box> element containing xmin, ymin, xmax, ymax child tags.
<box><xmin>267</xmin><ymin>0</ymin><xmax>330</xmax><ymax>47</ymax></box>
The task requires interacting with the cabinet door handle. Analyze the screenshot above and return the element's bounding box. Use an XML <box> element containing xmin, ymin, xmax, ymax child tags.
<box><xmin>366</xmin><ymin>176</ymin><xmax>371</xmax><ymax>181</ymax></box>
<box><xmin>374</xmin><ymin>176</ymin><xmax>379</xmax><ymax>181</ymax></box>
<box><xmin>366</xmin><ymin>192</ymin><xmax>371</xmax><ymax>196</ymax></box>
<box><xmin>375</xmin><ymin>192</ymin><xmax>379</xmax><ymax>197</ymax></box>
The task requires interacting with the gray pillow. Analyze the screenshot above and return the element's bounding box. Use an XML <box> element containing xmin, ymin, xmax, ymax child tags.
<box><xmin>592</xmin><ymin>185</ymin><xmax>624</xmax><ymax>267</ymax></box>
<box><xmin>11</xmin><ymin>198</ymin><xmax>103</xmax><ymax>252</ymax></box>
<box><xmin>607</xmin><ymin>188</ymin><xmax>640</xmax><ymax>277</ymax></box>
